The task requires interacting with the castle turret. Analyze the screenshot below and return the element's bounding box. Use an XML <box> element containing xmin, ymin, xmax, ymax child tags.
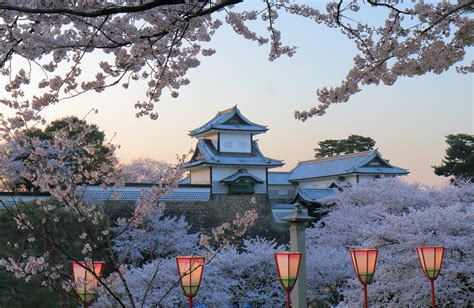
<box><xmin>183</xmin><ymin>106</ymin><xmax>283</xmax><ymax>195</ymax></box>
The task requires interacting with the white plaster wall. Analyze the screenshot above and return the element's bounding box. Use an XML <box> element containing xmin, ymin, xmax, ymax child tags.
<box><xmin>296</xmin><ymin>174</ymin><xmax>358</xmax><ymax>188</ymax></box>
<box><xmin>297</xmin><ymin>177</ymin><xmax>337</xmax><ymax>188</ymax></box>
<box><xmin>190</xmin><ymin>167</ymin><xmax>211</xmax><ymax>184</ymax></box>
<box><xmin>358</xmin><ymin>174</ymin><xmax>397</xmax><ymax>183</ymax></box>
<box><xmin>219</xmin><ymin>132</ymin><xmax>251</xmax><ymax>153</ymax></box>
<box><xmin>247</xmin><ymin>167</ymin><xmax>267</xmax><ymax>181</ymax></box>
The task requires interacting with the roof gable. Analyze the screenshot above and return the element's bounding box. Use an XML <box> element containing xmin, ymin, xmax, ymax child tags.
<box><xmin>223</xmin><ymin>113</ymin><xmax>247</xmax><ymax>125</ymax></box>
<box><xmin>361</xmin><ymin>155</ymin><xmax>391</xmax><ymax>168</ymax></box>
<box><xmin>221</xmin><ymin>169</ymin><xmax>264</xmax><ymax>183</ymax></box>
<box><xmin>189</xmin><ymin>106</ymin><xmax>268</xmax><ymax>136</ymax></box>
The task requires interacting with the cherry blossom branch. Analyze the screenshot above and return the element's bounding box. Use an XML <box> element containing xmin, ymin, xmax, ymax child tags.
<box><xmin>419</xmin><ymin>0</ymin><xmax>473</xmax><ymax>35</ymax></box>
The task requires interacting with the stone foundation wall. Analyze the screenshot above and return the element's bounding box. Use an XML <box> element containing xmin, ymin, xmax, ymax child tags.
<box><xmin>101</xmin><ymin>195</ymin><xmax>290</xmax><ymax>244</ymax></box>
<box><xmin>163</xmin><ymin>194</ymin><xmax>289</xmax><ymax>243</ymax></box>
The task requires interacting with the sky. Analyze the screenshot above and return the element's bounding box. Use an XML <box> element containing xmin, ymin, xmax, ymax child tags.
<box><xmin>3</xmin><ymin>2</ymin><xmax>473</xmax><ymax>186</ymax></box>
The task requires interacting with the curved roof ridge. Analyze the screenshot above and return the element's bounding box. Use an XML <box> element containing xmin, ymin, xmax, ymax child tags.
<box><xmin>217</xmin><ymin>105</ymin><xmax>237</xmax><ymax>115</ymax></box>
<box><xmin>298</xmin><ymin>149</ymin><xmax>376</xmax><ymax>165</ymax></box>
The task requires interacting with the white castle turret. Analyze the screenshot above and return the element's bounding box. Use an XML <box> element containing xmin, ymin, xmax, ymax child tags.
<box><xmin>182</xmin><ymin>106</ymin><xmax>284</xmax><ymax>195</ymax></box>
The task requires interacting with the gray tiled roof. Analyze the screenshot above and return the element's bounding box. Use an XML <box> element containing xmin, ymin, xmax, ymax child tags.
<box><xmin>183</xmin><ymin>139</ymin><xmax>283</xmax><ymax>168</ymax></box>
<box><xmin>288</xmin><ymin>150</ymin><xmax>408</xmax><ymax>181</ymax></box>
<box><xmin>0</xmin><ymin>188</ymin><xmax>211</xmax><ymax>205</ymax></box>
<box><xmin>268</xmin><ymin>172</ymin><xmax>292</xmax><ymax>185</ymax></box>
<box><xmin>159</xmin><ymin>190</ymin><xmax>210</xmax><ymax>202</ymax></box>
<box><xmin>220</xmin><ymin>169</ymin><xmax>264</xmax><ymax>183</ymax></box>
<box><xmin>83</xmin><ymin>189</ymin><xmax>210</xmax><ymax>202</ymax></box>
<box><xmin>294</xmin><ymin>188</ymin><xmax>336</xmax><ymax>203</ymax></box>
<box><xmin>189</xmin><ymin>106</ymin><xmax>268</xmax><ymax>136</ymax></box>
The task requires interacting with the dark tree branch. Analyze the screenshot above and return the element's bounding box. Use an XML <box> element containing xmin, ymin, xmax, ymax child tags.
<box><xmin>366</xmin><ymin>0</ymin><xmax>412</xmax><ymax>15</ymax></box>
<box><xmin>0</xmin><ymin>0</ymin><xmax>190</xmax><ymax>17</ymax></box>
<box><xmin>0</xmin><ymin>0</ymin><xmax>242</xmax><ymax>18</ymax></box>
<box><xmin>335</xmin><ymin>0</ymin><xmax>375</xmax><ymax>61</ymax></box>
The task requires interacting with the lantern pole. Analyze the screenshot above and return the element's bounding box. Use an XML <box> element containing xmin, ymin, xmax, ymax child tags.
<box><xmin>188</xmin><ymin>296</ymin><xmax>193</xmax><ymax>308</ymax></box>
<box><xmin>281</xmin><ymin>203</ymin><xmax>315</xmax><ymax>308</ymax></box>
<box><xmin>430</xmin><ymin>279</ymin><xmax>436</xmax><ymax>308</ymax></box>
<box><xmin>363</xmin><ymin>284</ymin><xmax>368</xmax><ymax>308</ymax></box>
<box><xmin>286</xmin><ymin>290</ymin><xmax>291</xmax><ymax>308</ymax></box>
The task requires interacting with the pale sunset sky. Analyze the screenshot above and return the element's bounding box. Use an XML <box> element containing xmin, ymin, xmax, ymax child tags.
<box><xmin>4</xmin><ymin>3</ymin><xmax>473</xmax><ymax>186</ymax></box>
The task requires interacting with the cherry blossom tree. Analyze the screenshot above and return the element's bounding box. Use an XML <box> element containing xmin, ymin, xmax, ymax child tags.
<box><xmin>112</xmin><ymin>206</ymin><xmax>201</xmax><ymax>264</ymax></box>
<box><xmin>0</xmin><ymin>117</ymin><xmax>262</xmax><ymax>306</ymax></box>
<box><xmin>0</xmin><ymin>119</ymin><xmax>177</xmax><ymax>306</ymax></box>
<box><xmin>98</xmin><ymin>237</ymin><xmax>284</xmax><ymax>307</ymax></box>
<box><xmin>0</xmin><ymin>115</ymin><xmax>114</xmax><ymax>192</ymax></box>
<box><xmin>306</xmin><ymin>177</ymin><xmax>474</xmax><ymax>306</ymax></box>
<box><xmin>119</xmin><ymin>158</ymin><xmax>176</xmax><ymax>184</ymax></box>
<box><xmin>0</xmin><ymin>0</ymin><xmax>472</xmax><ymax>128</ymax></box>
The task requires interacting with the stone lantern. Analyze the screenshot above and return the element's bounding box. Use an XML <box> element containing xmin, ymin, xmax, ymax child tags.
<box><xmin>281</xmin><ymin>203</ymin><xmax>315</xmax><ymax>308</ymax></box>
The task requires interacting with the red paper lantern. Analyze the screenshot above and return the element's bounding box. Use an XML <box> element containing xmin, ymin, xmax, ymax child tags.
<box><xmin>349</xmin><ymin>249</ymin><xmax>378</xmax><ymax>308</ymax></box>
<box><xmin>274</xmin><ymin>252</ymin><xmax>302</xmax><ymax>308</ymax></box>
<box><xmin>416</xmin><ymin>246</ymin><xmax>445</xmax><ymax>308</ymax></box>
<box><xmin>71</xmin><ymin>261</ymin><xmax>105</xmax><ymax>307</ymax></box>
<box><xmin>176</xmin><ymin>256</ymin><xmax>205</xmax><ymax>308</ymax></box>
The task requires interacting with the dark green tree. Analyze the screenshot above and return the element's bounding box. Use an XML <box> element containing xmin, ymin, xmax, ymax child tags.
<box><xmin>314</xmin><ymin>135</ymin><xmax>376</xmax><ymax>158</ymax></box>
<box><xmin>433</xmin><ymin>133</ymin><xmax>474</xmax><ymax>182</ymax></box>
<box><xmin>314</xmin><ymin>139</ymin><xmax>341</xmax><ymax>158</ymax></box>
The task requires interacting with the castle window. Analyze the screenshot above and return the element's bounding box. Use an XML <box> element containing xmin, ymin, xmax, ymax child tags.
<box><xmin>229</xmin><ymin>181</ymin><xmax>254</xmax><ymax>194</ymax></box>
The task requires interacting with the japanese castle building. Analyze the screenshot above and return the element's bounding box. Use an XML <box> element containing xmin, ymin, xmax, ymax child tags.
<box><xmin>270</xmin><ymin>149</ymin><xmax>409</xmax><ymax>220</ymax></box>
<box><xmin>1</xmin><ymin>106</ymin><xmax>409</xmax><ymax>221</ymax></box>
<box><xmin>181</xmin><ymin>106</ymin><xmax>283</xmax><ymax>195</ymax></box>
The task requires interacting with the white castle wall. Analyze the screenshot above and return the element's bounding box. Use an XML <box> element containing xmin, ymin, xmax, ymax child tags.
<box><xmin>190</xmin><ymin>167</ymin><xmax>211</xmax><ymax>184</ymax></box>
<box><xmin>297</xmin><ymin>175</ymin><xmax>358</xmax><ymax>188</ymax></box>
<box><xmin>295</xmin><ymin>174</ymin><xmax>391</xmax><ymax>189</ymax></box>
<box><xmin>219</xmin><ymin>132</ymin><xmax>252</xmax><ymax>153</ymax></box>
